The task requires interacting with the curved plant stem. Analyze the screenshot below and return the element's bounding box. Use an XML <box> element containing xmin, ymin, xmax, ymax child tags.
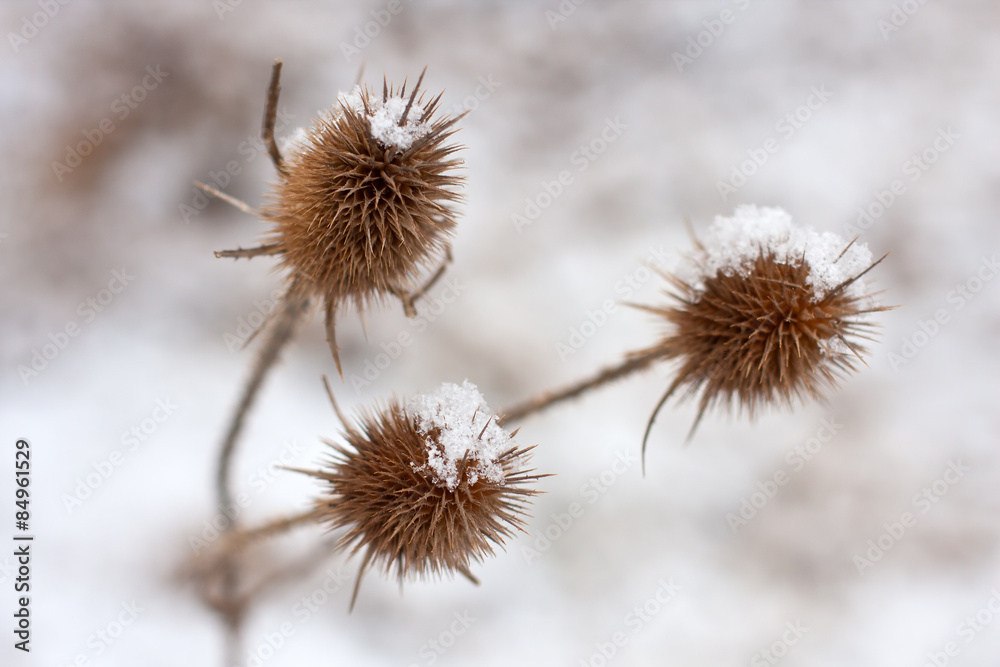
<box><xmin>215</xmin><ymin>291</ymin><xmax>310</xmax><ymax>513</ymax></box>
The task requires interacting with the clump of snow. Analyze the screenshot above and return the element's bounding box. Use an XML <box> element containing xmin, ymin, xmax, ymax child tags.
<box><xmin>337</xmin><ymin>85</ymin><xmax>432</xmax><ymax>152</ymax></box>
<box><xmin>676</xmin><ymin>205</ymin><xmax>873</xmax><ymax>299</ymax></box>
<box><xmin>279</xmin><ymin>87</ymin><xmax>433</xmax><ymax>158</ymax></box>
<box><xmin>406</xmin><ymin>380</ymin><xmax>511</xmax><ymax>490</ymax></box>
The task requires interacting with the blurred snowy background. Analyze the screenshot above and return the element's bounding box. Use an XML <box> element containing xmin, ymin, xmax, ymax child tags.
<box><xmin>2</xmin><ymin>0</ymin><xmax>999</xmax><ymax>665</ymax></box>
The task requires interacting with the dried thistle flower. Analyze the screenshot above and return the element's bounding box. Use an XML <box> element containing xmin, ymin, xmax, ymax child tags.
<box><xmin>635</xmin><ymin>206</ymin><xmax>890</xmax><ymax>448</ymax></box>
<box><xmin>266</xmin><ymin>69</ymin><xmax>464</xmax><ymax>371</ymax></box>
<box><xmin>203</xmin><ymin>63</ymin><xmax>466</xmax><ymax>600</ymax></box>
<box><xmin>500</xmin><ymin>206</ymin><xmax>891</xmax><ymax>470</ymax></box>
<box><xmin>211</xmin><ymin>62</ymin><xmax>465</xmax><ymax>374</ymax></box>
<box><xmin>303</xmin><ymin>380</ymin><xmax>545</xmax><ymax>609</ymax></box>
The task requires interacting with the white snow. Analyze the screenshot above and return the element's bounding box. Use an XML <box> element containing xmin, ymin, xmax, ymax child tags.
<box><xmin>280</xmin><ymin>86</ymin><xmax>434</xmax><ymax>159</ymax></box>
<box><xmin>406</xmin><ymin>380</ymin><xmax>511</xmax><ymax>490</ymax></box>
<box><xmin>337</xmin><ymin>85</ymin><xmax>432</xmax><ymax>152</ymax></box>
<box><xmin>677</xmin><ymin>205</ymin><xmax>874</xmax><ymax>299</ymax></box>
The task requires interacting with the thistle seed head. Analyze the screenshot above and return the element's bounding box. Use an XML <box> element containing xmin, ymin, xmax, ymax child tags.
<box><xmin>638</xmin><ymin>206</ymin><xmax>890</xmax><ymax>448</ymax></box>
<box><xmin>264</xmin><ymin>72</ymin><xmax>464</xmax><ymax>312</ymax></box>
<box><xmin>304</xmin><ymin>381</ymin><xmax>544</xmax><ymax>609</ymax></box>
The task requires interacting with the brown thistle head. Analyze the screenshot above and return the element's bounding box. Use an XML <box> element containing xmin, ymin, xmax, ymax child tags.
<box><xmin>303</xmin><ymin>380</ymin><xmax>545</xmax><ymax>610</ymax></box>
<box><xmin>637</xmin><ymin>206</ymin><xmax>890</xmax><ymax>454</ymax></box>
<box><xmin>262</xmin><ymin>68</ymin><xmax>465</xmax><ymax>370</ymax></box>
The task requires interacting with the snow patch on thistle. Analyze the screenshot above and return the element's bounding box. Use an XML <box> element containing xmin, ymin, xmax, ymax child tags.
<box><xmin>407</xmin><ymin>380</ymin><xmax>510</xmax><ymax>490</ymax></box>
<box><xmin>281</xmin><ymin>86</ymin><xmax>434</xmax><ymax>158</ymax></box>
<box><xmin>338</xmin><ymin>85</ymin><xmax>432</xmax><ymax>151</ymax></box>
<box><xmin>677</xmin><ymin>205</ymin><xmax>873</xmax><ymax>299</ymax></box>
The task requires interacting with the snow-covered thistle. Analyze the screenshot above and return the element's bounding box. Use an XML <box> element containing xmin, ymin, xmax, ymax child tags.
<box><xmin>501</xmin><ymin>206</ymin><xmax>890</xmax><ymax>467</ymax></box>
<box><xmin>303</xmin><ymin>380</ymin><xmax>545</xmax><ymax>609</ymax></box>
<box><xmin>634</xmin><ymin>206</ymin><xmax>889</xmax><ymax>446</ymax></box>
<box><xmin>262</xmin><ymin>69</ymin><xmax>465</xmax><ymax>373</ymax></box>
<box><xmin>202</xmin><ymin>61</ymin><xmax>467</xmax><ymax>538</ymax></box>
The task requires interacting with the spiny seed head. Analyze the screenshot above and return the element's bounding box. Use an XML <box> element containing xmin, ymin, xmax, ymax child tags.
<box><xmin>638</xmin><ymin>206</ymin><xmax>890</xmax><ymax>446</ymax></box>
<box><xmin>304</xmin><ymin>381</ymin><xmax>543</xmax><ymax>609</ymax></box>
<box><xmin>264</xmin><ymin>74</ymin><xmax>464</xmax><ymax>311</ymax></box>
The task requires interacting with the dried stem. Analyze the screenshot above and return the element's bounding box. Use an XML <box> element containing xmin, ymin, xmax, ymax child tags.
<box><xmin>216</xmin><ymin>290</ymin><xmax>310</xmax><ymax>513</ymax></box>
<box><xmin>215</xmin><ymin>243</ymin><xmax>283</xmax><ymax>260</ymax></box>
<box><xmin>500</xmin><ymin>347</ymin><xmax>664</xmax><ymax>425</ymax></box>
<box><xmin>216</xmin><ymin>508</ymin><xmax>324</xmax><ymax>556</ymax></box>
<box><xmin>195</xmin><ymin>181</ymin><xmax>260</xmax><ymax>217</ymax></box>
<box><xmin>193</xmin><ymin>508</ymin><xmax>324</xmax><ymax>667</ymax></box>
<box><xmin>393</xmin><ymin>247</ymin><xmax>453</xmax><ymax>317</ymax></box>
<box><xmin>263</xmin><ymin>58</ymin><xmax>286</xmax><ymax>176</ymax></box>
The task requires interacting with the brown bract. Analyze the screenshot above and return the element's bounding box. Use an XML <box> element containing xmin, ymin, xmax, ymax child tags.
<box><xmin>304</xmin><ymin>400</ymin><xmax>543</xmax><ymax>610</ymax></box>
<box><xmin>636</xmin><ymin>247</ymin><xmax>890</xmax><ymax>452</ymax></box>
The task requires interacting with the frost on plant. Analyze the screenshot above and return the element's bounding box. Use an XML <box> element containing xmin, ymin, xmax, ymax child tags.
<box><xmin>633</xmin><ymin>204</ymin><xmax>891</xmax><ymax>452</ymax></box>
<box><xmin>337</xmin><ymin>85</ymin><xmax>433</xmax><ymax>151</ymax></box>
<box><xmin>407</xmin><ymin>380</ymin><xmax>510</xmax><ymax>490</ymax></box>
<box><xmin>675</xmin><ymin>205</ymin><xmax>874</xmax><ymax>299</ymax></box>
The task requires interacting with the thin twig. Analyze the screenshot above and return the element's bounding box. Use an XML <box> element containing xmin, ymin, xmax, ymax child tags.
<box><xmin>215</xmin><ymin>243</ymin><xmax>283</xmax><ymax>260</ymax></box>
<box><xmin>216</xmin><ymin>290</ymin><xmax>310</xmax><ymax>513</ymax></box>
<box><xmin>210</xmin><ymin>291</ymin><xmax>309</xmax><ymax>667</ymax></box>
<box><xmin>499</xmin><ymin>348</ymin><xmax>664</xmax><ymax>425</ymax></box>
<box><xmin>263</xmin><ymin>59</ymin><xmax>286</xmax><ymax>176</ymax></box>
<box><xmin>217</xmin><ymin>508</ymin><xmax>324</xmax><ymax>554</ymax></box>
<box><xmin>393</xmin><ymin>247</ymin><xmax>453</xmax><ymax>317</ymax></box>
<box><xmin>195</xmin><ymin>181</ymin><xmax>259</xmax><ymax>217</ymax></box>
<box><xmin>195</xmin><ymin>508</ymin><xmax>323</xmax><ymax>667</ymax></box>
